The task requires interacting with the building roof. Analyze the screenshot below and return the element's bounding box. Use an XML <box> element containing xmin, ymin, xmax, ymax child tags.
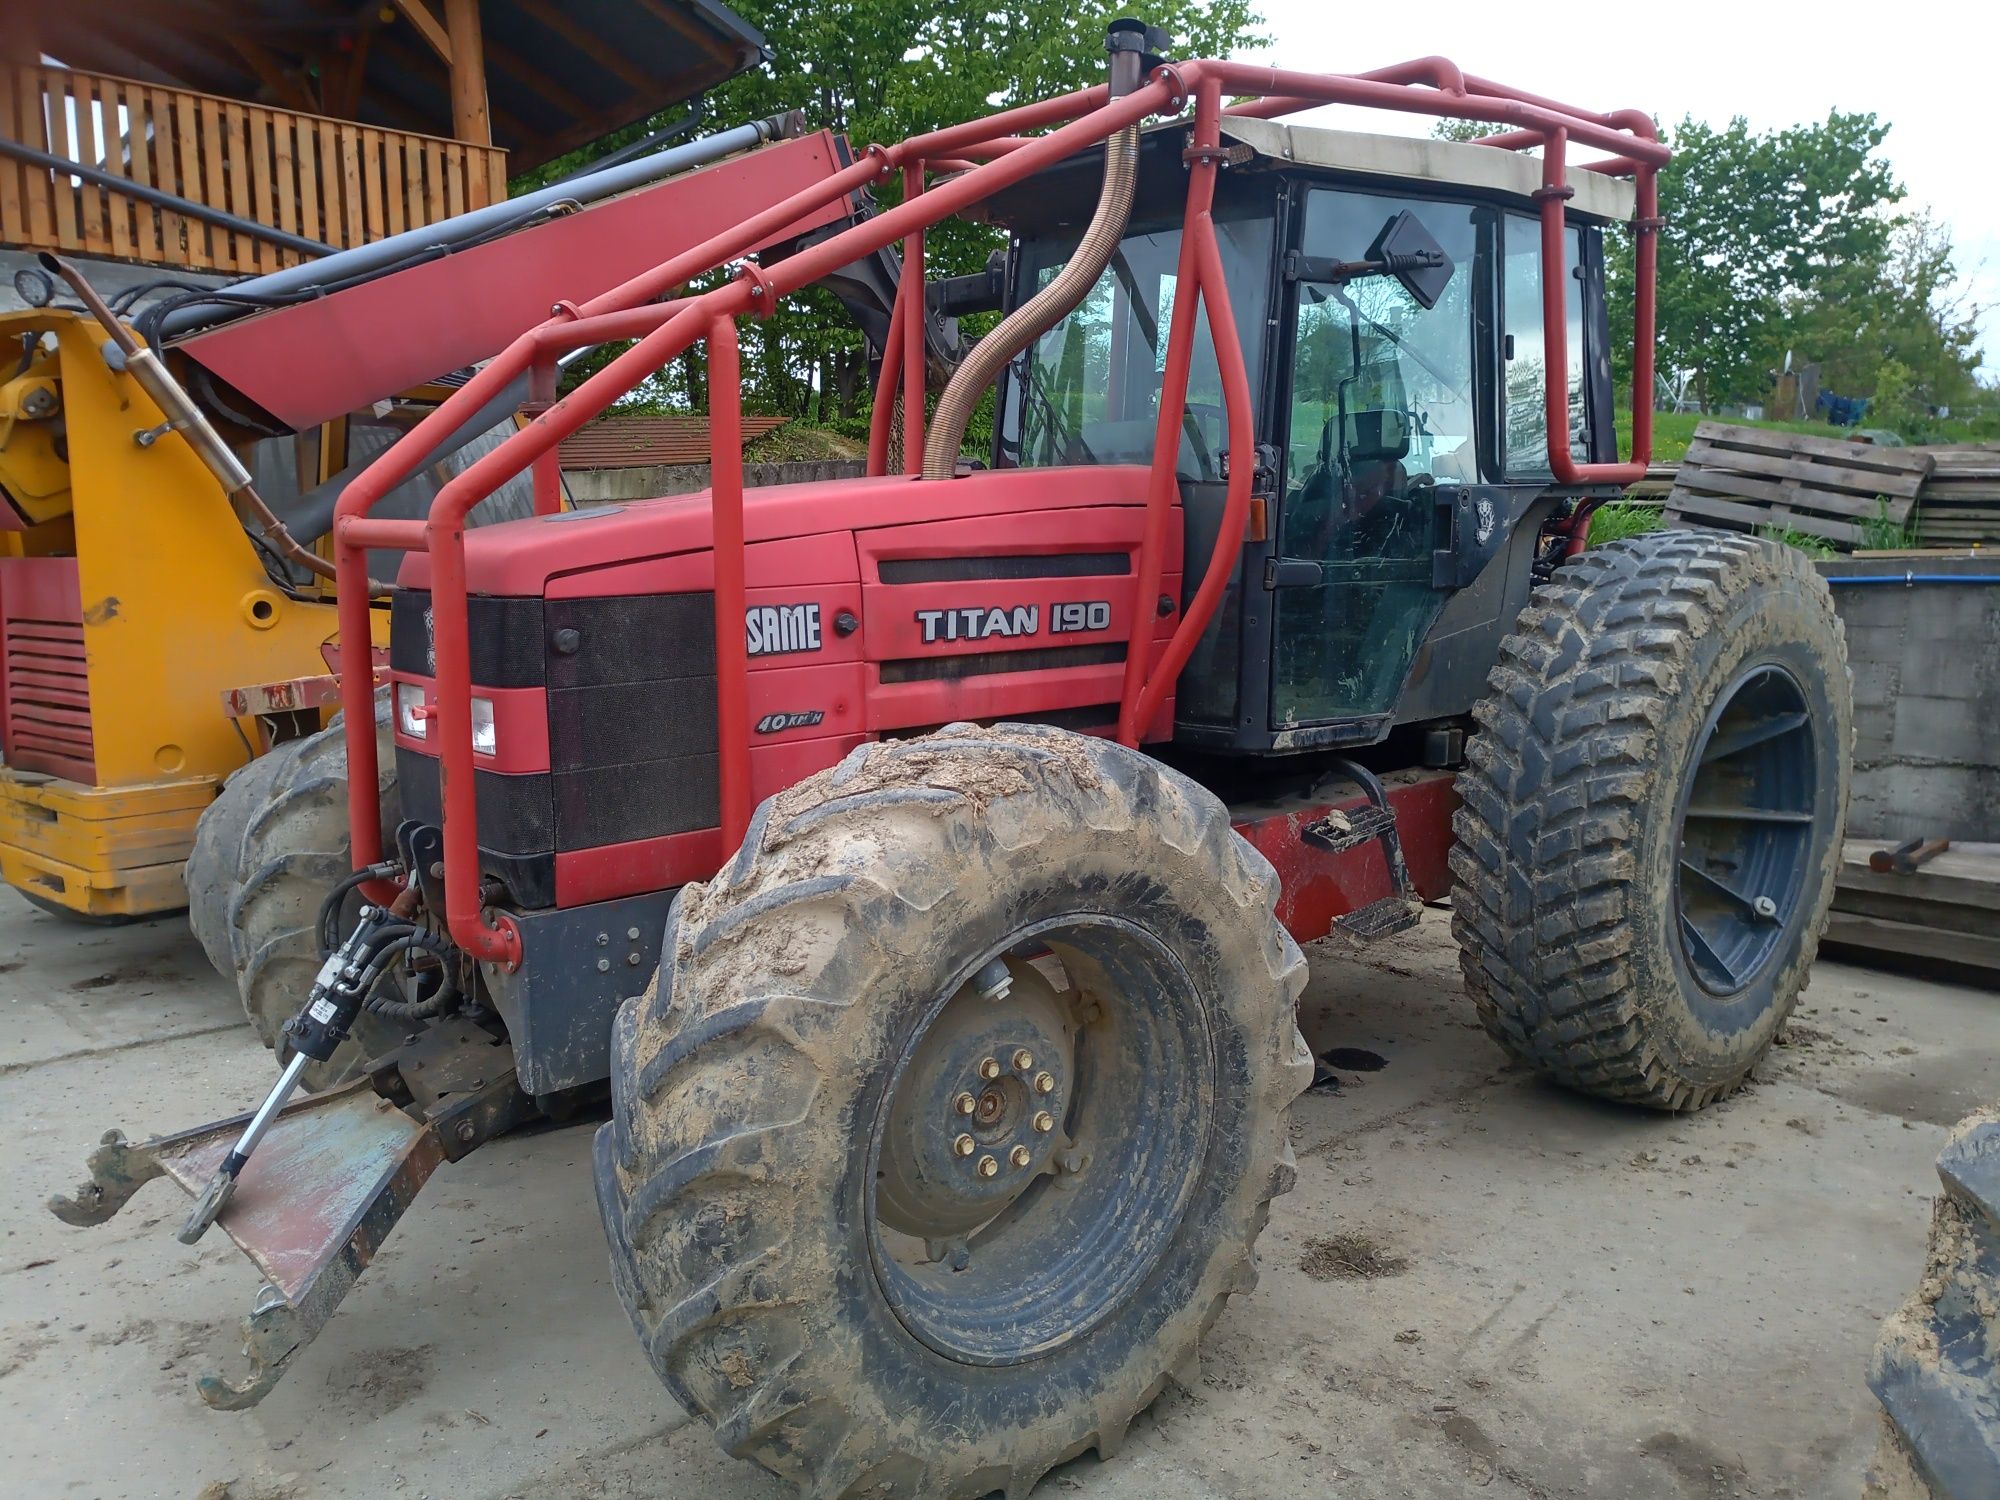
<box><xmin>560</xmin><ymin>413</ymin><xmax>789</xmax><ymax>469</ymax></box>
<box><xmin>41</xmin><ymin>0</ymin><xmax>769</xmax><ymax>173</ymax></box>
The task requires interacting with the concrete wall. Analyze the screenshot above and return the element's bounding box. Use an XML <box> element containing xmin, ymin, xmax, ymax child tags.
<box><xmin>565</xmin><ymin>458</ymin><xmax>866</xmax><ymax>504</ymax></box>
<box><xmin>1820</xmin><ymin>555</ymin><xmax>2000</xmax><ymax>842</ymax></box>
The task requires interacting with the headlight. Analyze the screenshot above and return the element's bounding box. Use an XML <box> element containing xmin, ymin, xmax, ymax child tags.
<box><xmin>395</xmin><ymin>681</ymin><xmax>427</xmax><ymax>739</ymax></box>
<box><xmin>470</xmin><ymin>696</ymin><xmax>496</xmax><ymax>756</ymax></box>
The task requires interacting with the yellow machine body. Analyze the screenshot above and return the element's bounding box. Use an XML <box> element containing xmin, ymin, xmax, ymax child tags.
<box><xmin>0</xmin><ymin>308</ymin><xmax>371</xmax><ymax>919</ymax></box>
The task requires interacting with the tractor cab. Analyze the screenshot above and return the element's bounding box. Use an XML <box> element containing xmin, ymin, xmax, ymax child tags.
<box><xmin>984</xmin><ymin>118</ymin><xmax>1633</xmax><ymax>752</ymax></box>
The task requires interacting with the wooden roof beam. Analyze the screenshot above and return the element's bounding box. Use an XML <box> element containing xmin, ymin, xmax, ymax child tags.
<box><xmin>387</xmin><ymin>0</ymin><xmax>453</xmax><ymax>66</ymax></box>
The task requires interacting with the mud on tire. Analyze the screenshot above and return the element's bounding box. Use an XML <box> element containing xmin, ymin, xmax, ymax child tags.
<box><xmin>184</xmin><ymin>704</ymin><xmax>402</xmax><ymax>1086</ymax></box>
<box><xmin>1451</xmin><ymin>530</ymin><xmax>1850</xmax><ymax>1110</ymax></box>
<box><xmin>595</xmin><ymin>723</ymin><xmax>1312</xmax><ymax>1499</ymax></box>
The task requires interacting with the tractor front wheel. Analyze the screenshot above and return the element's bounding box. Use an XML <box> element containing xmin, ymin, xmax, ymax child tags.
<box><xmin>1452</xmin><ymin>530</ymin><xmax>1850</xmax><ymax>1110</ymax></box>
<box><xmin>595</xmin><ymin>723</ymin><xmax>1311</xmax><ymax>1498</ymax></box>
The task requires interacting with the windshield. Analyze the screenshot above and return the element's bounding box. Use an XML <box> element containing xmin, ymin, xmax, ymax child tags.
<box><xmin>999</xmin><ymin>210</ymin><xmax>1274</xmax><ymax>481</ymax></box>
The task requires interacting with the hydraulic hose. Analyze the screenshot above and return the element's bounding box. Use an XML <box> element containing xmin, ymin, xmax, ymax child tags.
<box><xmin>42</xmin><ymin>253</ymin><xmax>347</xmax><ymax>587</ymax></box>
<box><xmin>921</xmin><ymin>28</ymin><xmax>1151</xmax><ymax>479</ymax></box>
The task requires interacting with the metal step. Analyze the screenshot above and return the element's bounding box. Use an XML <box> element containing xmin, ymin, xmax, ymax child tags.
<box><xmin>1332</xmin><ymin>895</ymin><xmax>1420</xmax><ymax>941</ymax></box>
<box><xmin>1302</xmin><ymin>803</ymin><xmax>1398</xmax><ymax>856</ymax></box>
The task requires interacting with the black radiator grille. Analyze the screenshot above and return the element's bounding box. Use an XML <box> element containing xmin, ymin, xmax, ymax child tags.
<box><xmin>388</xmin><ymin>587</ymin><xmax>720</xmax><ymax>903</ymax></box>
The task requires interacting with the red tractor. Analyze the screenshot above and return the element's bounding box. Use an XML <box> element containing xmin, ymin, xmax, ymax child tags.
<box><xmin>55</xmin><ymin>23</ymin><xmax>1851</xmax><ymax>1499</ymax></box>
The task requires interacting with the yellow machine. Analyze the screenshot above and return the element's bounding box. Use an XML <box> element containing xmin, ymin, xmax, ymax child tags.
<box><xmin>0</xmin><ymin>305</ymin><xmax>362</xmax><ymax>920</ymax></box>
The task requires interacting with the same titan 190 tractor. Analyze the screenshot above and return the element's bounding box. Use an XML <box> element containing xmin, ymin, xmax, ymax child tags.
<box><xmin>53</xmin><ymin>24</ymin><xmax>1852</xmax><ymax>1500</ymax></box>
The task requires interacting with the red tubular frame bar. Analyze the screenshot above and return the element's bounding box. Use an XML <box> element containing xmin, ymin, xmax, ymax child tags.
<box><xmin>331</xmin><ymin>55</ymin><xmax>1666</xmax><ymax>967</ymax></box>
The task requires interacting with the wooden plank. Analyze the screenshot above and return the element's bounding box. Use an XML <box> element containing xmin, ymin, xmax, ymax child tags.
<box><xmin>425</xmin><ymin>138</ymin><xmax>446</xmax><ymax>223</ymax></box>
<box><xmin>1670</xmin><ymin>469</ymin><xmax>1913</xmax><ymax>523</ymax></box>
<box><xmin>337</xmin><ymin>123</ymin><xmax>365</xmax><ymax>250</ymax></box>
<box><xmin>1694</xmin><ymin>421</ymin><xmax>1935</xmax><ymax>478</ymax></box>
<box><xmin>295</xmin><ymin>116</ymin><xmax>321</xmax><ymax>245</ymax></box>
<box><xmin>1663</xmin><ymin>492</ymin><xmax>1865</xmax><ymax>544</ymax></box>
<box><xmin>1683</xmin><ymin>438</ymin><xmax>1931</xmax><ymax>500</ymax></box>
<box><xmin>123</xmin><ymin>82</ymin><xmax>158</xmax><ymax>262</ymax></box>
<box><xmin>100</xmin><ymin>75</ymin><xmax>140</xmax><ymax>260</ymax></box>
<box><xmin>0</xmin><ymin>67</ymin><xmax>24</xmax><ymax>247</ymax></box>
<box><xmin>247</xmin><ymin>107</ymin><xmax>277</xmax><ymax>273</ymax></box>
<box><xmin>222</xmin><ymin>102</ymin><xmax>253</xmax><ymax>268</ymax></box>
<box><xmin>382</xmin><ymin>136</ymin><xmax>406</xmax><ymax>236</ymax></box>
<box><xmin>17</xmin><ymin>66</ymin><xmax>55</xmax><ymax>247</ymax></box>
<box><xmin>169</xmin><ymin>90</ymin><xmax>206</xmax><ymax>268</ymax></box>
<box><xmin>270</xmin><ymin>108</ymin><xmax>298</xmax><ymax>265</ymax></box>
<box><xmin>444</xmin><ymin>146</ymin><xmax>465</xmax><ymax>220</ymax></box>
<box><xmin>402</xmin><ymin>135</ymin><xmax>425</xmax><ymax>231</ymax></box>
<box><xmin>319</xmin><ymin>119</ymin><xmax>343</xmax><ymax>245</ymax></box>
<box><xmin>360</xmin><ymin>127</ymin><xmax>385</xmax><ymax>241</ymax></box>
<box><xmin>1822</xmin><ymin>910</ymin><xmax>2000</xmax><ymax>974</ymax></box>
<box><xmin>73</xmin><ymin>69</ymin><xmax>111</xmax><ymax>256</ymax></box>
<box><xmin>45</xmin><ymin>71</ymin><xmax>81</xmax><ymax>252</ymax></box>
<box><xmin>487</xmin><ymin>148</ymin><xmax>507</xmax><ymax>208</ymax></box>
<box><xmin>197</xmin><ymin>96</ymin><xmax>231</xmax><ymax>269</ymax></box>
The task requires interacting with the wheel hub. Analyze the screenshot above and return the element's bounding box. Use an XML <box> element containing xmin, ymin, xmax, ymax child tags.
<box><xmin>877</xmin><ymin>958</ymin><xmax>1073</xmax><ymax>1239</ymax></box>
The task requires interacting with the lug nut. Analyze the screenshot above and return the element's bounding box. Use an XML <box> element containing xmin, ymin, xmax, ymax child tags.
<box><xmin>1009</xmin><ymin>1145</ymin><xmax>1031</xmax><ymax>1168</ymax></box>
<box><xmin>979</xmin><ymin>1057</ymin><xmax>1001</xmax><ymax>1080</ymax></box>
<box><xmin>953</xmin><ymin>1133</ymin><xmax>975</xmax><ymax>1157</ymax></box>
<box><xmin>1012</xmin><ymin>1048</ymin><xmax>1035</xmax><ymax>1072</ymax></box>
<box><xmin>1034</xmin><ymin>1071</ymin><xmax>1055</xmax><ymax>1094</ymax></box>
<box><xmin>954</xmin><ymin>1092</ymin><xmax>976</xmax><ymax>1115</ymax></box>
<box><xmin>977</xmin><ymin>1155</ymin><xmax>999</xmax><ymax>1178</ymax></box>
<box><xmin>1033</xmin><ymin>1111</ymin><xmax>1054</xmax><ymax>1133</ymax></box>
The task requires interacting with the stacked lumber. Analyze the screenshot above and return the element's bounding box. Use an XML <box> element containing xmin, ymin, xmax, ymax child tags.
<box><xmin>1825</xmin><ymin>840</ymin><xmax>2000</xmax><ymax>981</ymax></box>
<box><xmin>1915</xmin><ymin>444</ymin><xmax>2000</xmax><ymax>548</ymax></box>
<box><xmin>1662</xmin><ymin>422</ymin><xmax>1934</xmax><ymax>546</ymax></box>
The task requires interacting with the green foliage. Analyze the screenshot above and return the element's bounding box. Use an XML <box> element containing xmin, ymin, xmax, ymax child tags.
<box><xmin>1858</xmin><ymin>498</ymin><xmax>1921</xmax><ymax>552</ymax></box>
<box><xmin>1756</xmin><ymin>524</ymin><xmax>1837</xmax><ymax>559</ymax></box>
<box><xmin>1430</xmin><ymin>119</ymin><xmax>1495</xmax><ymax>143</ymax></box>
<box><xmin>1587</xmin><ymin>502</ymin><xmax>1666</xmax><ymax>545</ymax></box>
<box><xmin>524</xmin><ymin>3</ymin><xmax>1265</xmax><ymax>433</ymax></box>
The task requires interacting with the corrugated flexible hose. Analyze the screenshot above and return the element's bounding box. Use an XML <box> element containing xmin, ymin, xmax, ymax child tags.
<box><xmin>920</xmin><ymin>122</ymin><xmax>1140</xmax><ymax>480</ymax></box>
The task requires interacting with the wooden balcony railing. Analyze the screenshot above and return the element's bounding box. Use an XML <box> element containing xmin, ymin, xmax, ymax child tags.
<box><xmin>0</xmin><ymin>64</ymin><xmax>509</xmax><ymax>276</ymax></box>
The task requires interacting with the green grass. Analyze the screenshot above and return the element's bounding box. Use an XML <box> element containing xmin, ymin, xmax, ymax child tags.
<box><xmin>1858</xmin><ymin>499</ymin><xmax>1922</xmax><ymax>551</ymax></box>
<box><xmin>1587</xmin><ymin>501</ymin><xmax>1667</xmax><ymax>546</ymax></box>
<box><xmin>1756</xmin><ymin>524</ymin><xmax>1838</xmax><ymax>560</ymax></box>
<box><xmin>1617</xmin><ymin>410</ymin><xmax>1858</xmax><ymax>464</ymax></box>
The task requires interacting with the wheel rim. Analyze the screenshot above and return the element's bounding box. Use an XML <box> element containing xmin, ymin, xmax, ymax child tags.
<box><xmin>1673</xmin><ymin>660</ymin><xmax>1820</xmax><ymax>998</ymax></box>
<box><xmin>865</xmin><ymin>914</ymin><xmax>1213</xmax><ymax>1366</ymax></box>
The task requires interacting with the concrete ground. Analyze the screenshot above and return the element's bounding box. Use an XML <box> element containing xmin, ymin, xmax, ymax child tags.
<box><xmin>2</xmin><ymin>890</ymin><xmax>1990</xmax><ymax>1500</ymax></box>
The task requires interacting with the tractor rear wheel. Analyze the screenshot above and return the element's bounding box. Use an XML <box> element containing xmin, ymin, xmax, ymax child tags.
<box><xmin>1452</xmin><ymin>530</ymin><xmax>1850</xmax><ymax>1110</ymax></box>
<box><xmin>185</xmin><ymin>705</ymin><xmax>402</xmax><ymax>1087</ymax></box>
<box><xmin>595</xmin><ymin>723</ymin><xmax>1311</xmax><ymax>1499</ymax></box>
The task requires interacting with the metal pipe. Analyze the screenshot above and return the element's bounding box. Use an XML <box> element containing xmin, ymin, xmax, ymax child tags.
<box><xmin>0</xmin><ymin>135</ymin><xmax>334</xmax><ymax>259</ymax></box>
<box><xmin>42</xmin><ymin>253</ymin><xmax>341</xmax><ymax>584</ymax></box>
<box><xmin>901</xmin><ymin>165</ymin><xmax>927</xmax><ymax>474</ymax></box>
<box><xmin>158</xmin><ymin>111</ymin><xmax>806</xmax><ymax>340</ymax></box>
<box><xmin>921</xmin><ymin>29</ymin><xmax>1146</xmax><ymax>479</ymax></box>
<box><xmin>708</xmin><ymin>316</ymin><xmax>753</xmax><ymax>847</ymax></box>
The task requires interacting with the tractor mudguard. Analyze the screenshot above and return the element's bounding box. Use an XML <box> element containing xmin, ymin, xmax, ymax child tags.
<box><xmin>48</xmin><ymin>1023</ymin><xmax>533</xmax><ymax>1408</ymax></box>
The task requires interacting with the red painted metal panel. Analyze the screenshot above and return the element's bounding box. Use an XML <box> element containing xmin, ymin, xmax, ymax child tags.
<box><xmin>1231</xmin><ymin>773</ymin><xmax>1458</xmax><ymax>947</ymax></box>
<box><xmin>0</xmin><ymin>556</ymin><xmax>93</xmax><ymax>782</ymax></box>
<box><xmin>175</xmin><ymin>133</ymin><xmax>858</xmax><ymax>432</ymax></box>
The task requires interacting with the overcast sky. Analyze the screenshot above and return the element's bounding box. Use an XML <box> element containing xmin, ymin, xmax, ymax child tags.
<box><xmin>1245</xmin><ymin>0</ymin><xmax>1996</xmax><ymax>378</ymax></box>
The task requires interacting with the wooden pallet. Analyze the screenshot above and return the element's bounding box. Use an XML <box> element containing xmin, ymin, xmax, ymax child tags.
<box><xmin>1825</xmin><ymin>839</ymin><xmax>2000</xmax><ymax>981</ymax></box>
<box><xmin>1663</xmin><ymin>422</ymin><xmax>1934</xmax><ymax>545</ymax></box>
<box><xmin>1915</xmin><ymin>445</ymin><xmax>2000</xmax><ymax>547</ymax></box>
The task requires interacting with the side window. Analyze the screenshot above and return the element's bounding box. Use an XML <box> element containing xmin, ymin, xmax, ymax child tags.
<box><xmin>1503</xmin><ymin>218</ymin><xmax>1587</xmax><ymax>476</ymax></box>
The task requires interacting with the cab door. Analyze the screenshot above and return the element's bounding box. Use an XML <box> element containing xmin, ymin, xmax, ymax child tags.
<box><xmin>1268</xmin><ymin>188</ymin><xmax>1498</xmax><ymax>737</ymax></box>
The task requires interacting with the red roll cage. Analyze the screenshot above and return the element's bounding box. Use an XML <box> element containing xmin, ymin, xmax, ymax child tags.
<box><xmin>330</xmin><ymin>53</ymin><xmax>1666</xmax><ymax>969</ymax></box>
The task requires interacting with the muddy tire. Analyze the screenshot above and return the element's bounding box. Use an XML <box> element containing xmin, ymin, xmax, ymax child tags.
<box><xmin>1865</xmin><ymin>1108</ymin><xmax>2000</xmax><ymax>1499</ymax></box>
<box><xmin>1451</xmin><ymin>531</ymin><xmax>1850</xmax><ymax>1110</ymax></box>
<box><xmin>185</xmin><ymin>705</ymin><xmax>402</xmax><ymax>1087</ymax></box>
<box><xmin>595</xmin><ymin>723</ymin><xmax>1311</xmax><ymax>1499</ymax></box>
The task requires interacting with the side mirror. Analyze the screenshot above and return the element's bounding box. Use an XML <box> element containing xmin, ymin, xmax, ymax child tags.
<box><xmin>1368</xmin><ymin>211</ymin><xmax>1454</xmax><ymax>311</ymax></box>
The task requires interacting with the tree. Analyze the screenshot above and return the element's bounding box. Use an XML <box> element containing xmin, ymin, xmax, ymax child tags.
<box><xmin>527</xmin><ymin>2</ymin><xmax>1267</xmax><ymax>416</ymax></box>
<box><xmin>1606</xmin><ymin>111</ymin><xmax>1904</xmax><ymax>409</ymax></box>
